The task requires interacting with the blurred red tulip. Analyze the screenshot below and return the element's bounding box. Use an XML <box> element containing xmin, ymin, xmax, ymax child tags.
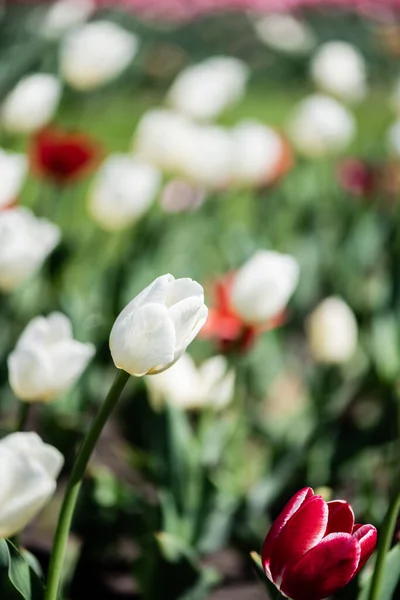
<box><xmin>262</xmin><ymin>487</ymin><xmax>377</xmax><ymax>600</ymax></box>
<box><xmin>337</xmin><ymin>158</ymin><xmax>378</xmax><ymax>197</ymax></box>
<box><xmin>30</xmin><ymin>128</ymin><xmax>99</xmax><ymax>184</ymax></box>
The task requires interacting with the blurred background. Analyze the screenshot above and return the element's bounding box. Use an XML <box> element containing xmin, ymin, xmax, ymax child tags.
<box><xmin>1</xmin><ymin>1</ymin><xmax>400</xmax><ymax>599</ymax></box>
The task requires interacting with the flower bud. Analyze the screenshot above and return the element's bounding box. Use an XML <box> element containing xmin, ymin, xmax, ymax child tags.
<box><xmin>0</xmin><ymin>207</ymin><xmax>60</xmax><ymax>291</ymax></box>
<box><xmin>60</xmin><ymin>21</ymin><xmax>139</xmax><ymax>91</ymax></box>
<box><xmin>230</xmin><ymin>250</ymin><xmax>300</xmax><ymax>325</ymax></box>
<box><xmin>1</xmin><ymin>74</ymin><xmax>62</xmax><ymax>135</ymax></box>
<box><xmin>0</xmin><ymin>432</ymin><xmax>64</xmax><ymax>539</ymax></box>
<box><xmin>8</xmin><ymin>312</ymin><xmax>95</xmax><ymax>402</ymax></box>
<box><xmin>306</xmin><ymin>297</ymin><xmax>358</xmax><ymax>364</ymax></box>
<box><xmin>42</xmin><ymin>0</ymin><xmax>95</xmax><ymax>39</ymax></box>
<box><xmin>110</xmin><ymin>274</ymin><xmax>208</xmax><ymax>376</ymax></box>
<box><xmin>253</xmin><ymin>13</ymin><xmax>315</xmax><ymax>55</ymax></box>
<box><xmin>0</xmin><ymin>149</ymin><xmax>27</xmax><ymax>210</ymax></box>
<box><xmin>146</xmin><ymin>352</ymin><xmax>234</xmax><ymax>410</ymax></box>
<box><xmin>88</xmin><ymin>154</ymin><xmax>162</xmax><ymax>231</ymax></box>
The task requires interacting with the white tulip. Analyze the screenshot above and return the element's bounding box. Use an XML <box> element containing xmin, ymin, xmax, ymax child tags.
<box><xmin>306</xmin><ymin>297</ymin><xmax>358</xmax><ymax>364</ymax></box>
<box><xmin>1</xmin><ymin>74</ymin><xmax>62</xmax><ymax>135</ymax></box>
<box><xmin>147</xmin><ymin>352</ymin><xmax>234</xmax><ymax>410</ymax></box>
<box><xmin>0</xmin><ymin>207</ymin><xmax>60</xmax><ymax>291</ymax></box>
<box><xmin>88</xmin><ymin>154</ymin><xmax>162</xmax><ymax>231</ymax></box>
<box><xmin>230</xmin><ymin>250</ymin><xmax>300</xmax><ymax>325</ymax></box>
<box><xmin>310</xmin><ymin>41</ymin><xmax>367</xmax><ymax>104</ymax></box>
<box><xmin>0</xmin><ymin>432</ymin><xmax>63</xmax><ymax>539</ymax></box>
<box><xmin>110</xmin><ymin>274</ymin><xmax>208</xmax><ymax>377</ymax></box>
<box><xmin>288</xmin><ymin>94</ymin><xmax>356</xmax><ymax>157</ymax></box>
<box><xmin>253</xmin><ymin>13</ymin><xmax>315</xmax><ymax>55</ymax></box>
<box><xmin>167</xmin><ymin>56</ymin><xmax>249</xmax><ymax>121</ymax></box>
<box><xmin>8</xmin><ymin>312</ymin><xmax>95</xmax><ymax>402</ymax></box>
<box><xmin>60</xmin><ymin>20</ymin><xmax>139</xmax><ymax>91</ymax></box>
<box><xmin>230</xmin><ymin>120</ymin><xmax>284</xmax><ymax>186</ymax></box>
<box><xmin>42</xmin><ymin>0</ymin><xmax>95</xmax><ymax>39</ymax></box>
<box><xmin>0</xmin><ymin>149</ymin><xmax>27</xmax><ymax>210</ymax></box>
<box><xmin>387</xmin><ymin>120</ymin><xmax>400</xmax><ymax>156</ymax></box>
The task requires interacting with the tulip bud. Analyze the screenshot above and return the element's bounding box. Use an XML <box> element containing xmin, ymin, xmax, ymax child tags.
<box><xmin>0</xmin><ymin>432</ymin><xmax>64</xmax><ymax>539</ymax></box>
<box><xmin>261</xmin><ymin>487</ymin><xmax>377</xmax><ymax>600</ymax></box>
<box><xmin>288</xmin><ymin>94</ymin><xmax>356</xmax><ymax>157</ymax></box>
<box><xmin>0</xmin><ymin>207</ymin><xmax>60</xmax><ymax>291</ymax></box>
<box><xmin>310</xmin><ymin>42</ymin><xmax>367</xmax><ymax>104</ymax></box>
<box><xmin>306</xmin><ymin>297</ymin><xmax>358</xmax><ymax>364</ymax></box>
<box><xmin>42</xmin><ymin>0</ymin><xmax>95</xmax><ymax>39</ymax></box>
<box><xmin>1</xmin><ymin>74</ymin><xmax>62</xmax><ymax>135</ymax></box>
<box><xmin>8</xmin><ymin>312</ymin><xmax>95</xmax><ymax>402</ymax></box>
<box><xmin>230</xmin><ymin>250</ymin><xmax>300</xmax><ymax>325</ymax></box>
<box><xmin>109</xmin><ymin>274</ymin><xmax>208</xmax><ymax>376</ymax></box>
<box><xmin>253</xmin><ymin>13</ymin><xmax>315</xmax><ymax>55</ymax></box>
<box><xmin>167</xmin><ymin>56</ymin><xmax>249</xmax><ymax>121</ymax></box>
<box><xmin>146</xmin><ymin>353</ymin><xmax>234</xmax><ymax>410</ymax></box>
<box><xmin>60</xmin><ymin>21</ymin><xmax>139</xmax><ymax>91</ymax></box>
<box><xmin>88</xmin><ymin>154</ymin><xmax>162</xmax><ymax>231</ymax></box>
<box><xmin>0</xmin><ymin>149</ymin><xmax>27</xmax><ymax>210</ymax></box>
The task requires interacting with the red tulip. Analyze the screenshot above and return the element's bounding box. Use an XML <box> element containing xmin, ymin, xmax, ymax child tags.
<box><xmin>30</xmin><ymin>128</ymin><xmax>99</xmax><ymax>184</ymax></box>
<box><xmin>262</xmin><ymin>487</ymin><xmax>377</xmax><ymax>600</ymax></box>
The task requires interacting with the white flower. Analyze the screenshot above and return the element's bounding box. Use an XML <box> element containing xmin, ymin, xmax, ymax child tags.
<box><xmin>288</xmin><ymin>94</ymin><xmax>356</xmax><ymax>157</ymax></box>
<box><xmin>310</xmin><ymin>41</ymin><xmax>367</xmax><ymax>104</ymax></box>
<box><xmin>110</xmin><ymin>274</ymin><xmax>208</xmax><ymax>377</ymax></box>
<box><xmin>230</xmin><ymin>119</ymin><xmax>285</xmax><ymax>187</ymax></box>
<box><xmin>1</xmin><ymin>74</ymin><xmax>62</xmax><ymax>135</ymax></box>
<box><xmin>60</xmin><ymin>20</ymin><xmax>139</xmax><ymax>91</ymax></box>
<box><xmin>0</xmin><ymin>207</ymin><xmax>60</xmax><ymax>291</ymax></box>
<box><xmin>0</xmin><ymin>150</ymin><xmax>27</xmax><ymax>210</ymax></box>
<box><xmin>146</xmin><ymin>353</ymin><xmax>234</xmax><ymax>410</ymax></box>
<box><xmin>42</xmin><ymin>0</ymin><xmax>95</xmax><ymax>39</ymax></box>
<box><xmin>8</xmin><ymin>312</ymin><xmax>95</xmax><ymax>402</ymax></box>
<box><xmin>88</xmin><ymin>154</ymin><xmax>162</xmax><ymax>231</ymax></box>
<box><xmin>0</xmin><ymin>432</ymin><xmax>64</xmax><ymax>539</ymax></box>
<box><xmin>252</xmin><ymin>13</ymin><xmax>315</xmax><ymax>55</ymax></box>
<box><xmin>167</xmin><ymin>56</ymin><xmax>249</xmax><ymax>121</ymax></box>
<box><xmin>230</xmin><ymin>250</ymin><xmax>300</xmax><ymax>325</ymax></box>
<box><xmin>387</xmin><ymin>120</ymin><xmax>400</xmax><ymax>156</ymax></box>
<box><xmin>306</xmin><ymin>297</ymin><xmax>358</xmax><ymax>364</ymax></box>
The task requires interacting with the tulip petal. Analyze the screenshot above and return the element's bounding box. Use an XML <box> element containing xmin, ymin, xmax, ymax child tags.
<box><xmin>0</xmin><ymin>432</ymin><xmax>64</xmax><ymax>480</ymax></box>
<box><xmin>326</xmin><ymin>500</ymin><xmax>354</xmax><ymax>535</ymax></box>
<box><xmin>109</xmin><ymin>302</ymin><xmax>176</xmax><ymax>376</ymax></box>
<box><xmin>352</xmin><ymin>524</ymin><xmax>377</xmax><ymax>574</ymax></box>
<box><xmin>269</xmin><ymin>496</ymin><xmax>328</xmax><ymax>582</ymax></box>
<box><xmin>280</xmin><ymin>532</ymin><xmax>360</xmax><ymax>600</ymax></box>
<box><xmin>8</xmin><ymin>346</ymin><xmax>54</xmax><ymax>402</ymax></box>
<box><xmin>116</xmin><ymin>274</ymin><xmax>173</xmax><ymax>323</ymax></box>
<box><xmin>168</xmin><ymin>297</ymin><xmax>208</xmax><ymax>356</ymax></box>
<box><xmin>262</xmin><ymin>487</ymin><xmax>314</xmax><ymax>580</ymax></box>
<box><xmin>165</xmin><ymin>278</ymin><xmax>204</xmax><ymax>308</ymax></box>
<box><xmin>46</xmin><ymin>312</ymin><xmax>73</xmax><ymax>341</ymax></box>
<box><xmin>50</xmin><ymin>340</ymin><xmax>95</xmax><ymax>397</ymax></box>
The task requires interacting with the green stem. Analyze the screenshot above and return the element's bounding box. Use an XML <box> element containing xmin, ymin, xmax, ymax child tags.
<box><xmin>367</xmin><ymin>481</ymin><xmax>400</xmax><ymax>600</ymax></box>
<box><xmin>44</xmin><ymin>369</ymin><xmax>130</xmax><ymax>600</ymax></box>
<box><xmin>15</xmin><ymin>402</ymin><xmax>30</xmax><ymax>432</ymax></box>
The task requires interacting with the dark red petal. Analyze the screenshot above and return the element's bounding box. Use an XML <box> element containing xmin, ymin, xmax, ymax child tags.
<box><xmin>325</xmin><ymin>500</ymin><xmax>355</xmax><ymax>535</ymax></box>
<box><xmin>352</xmin><ymin>524</ymin><xmax>377</xmax><ymax>574</ymax></box>
<box><xmin>280</xmin><ymin>532</ymin><xmax>360</xmax><ymax>600</ymax></box>
<box><xmin>261</xmin><ymin>487</ymin><xmax>314</xmax><ymax>580</ymax></box>
<box><xmin>269</xmin><ymin>496</ymin><xmax>328</xmax><ymax>583</ymax></box>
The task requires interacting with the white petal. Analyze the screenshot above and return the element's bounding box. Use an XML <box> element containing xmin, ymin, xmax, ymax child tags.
<box><xmin>146</xmin><ymin>353</ymin><xmax>203</xmax><ymax>409</ymax></box>
<box><xmin>0</xmin><ymin>433</ymin><xmax>64</xmax><ymax>479</ymax></box>
<box><xmin>49</xmin><ymin>340</ymin><xmax>95</xmax><ymax>396</ymax></box>
<box><xmin>115</xmin><ymin>274</ymin><xmax>174</xmax><ymax>324</ymax></box>
<box><xmin>8</xmin><ymin>346</ymin><xmax>55</xmax><ymax>402</ymax></box>
<box><xmin>165</xmin><ymin>277</ymin><xmax>204</xmax><ymax>307</ymax></box>
<box><xmin>168</xmin><ymin>297</ymin><xmax>208</xmax><ymax>357</ymax></box>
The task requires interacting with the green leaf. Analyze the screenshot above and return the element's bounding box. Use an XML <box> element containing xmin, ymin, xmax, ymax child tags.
<box><xmin>0</xmin><ymin>540</ymin><xmax>43</xmax><ymax>600</ymax></box>
<box><xmin>358</xmin><ymin>545</ymin><xmax>400</xmax><ymax>600</ymax></box>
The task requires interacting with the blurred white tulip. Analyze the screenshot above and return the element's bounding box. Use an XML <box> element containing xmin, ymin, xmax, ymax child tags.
<box><xmin>60</xmin><ymin>20</ymin><xmax>139</xmax><ymax>91</ymax></box>
<box><xmin>0</xmin><ymin>432</ymin><xmax>64</xmax><ymax>538</ymax></box>
<box><xmin>253</xmin><ymin>13</ymin><xmax>315</xmax><ymax>55</ymax></box>
<box><xmin>386</xmin><ymin>120</ymin><xmax>400</xmax><ymax>156</ymax></box>
<box><xmin>8</xmin><ymin>312</ymin><xmax>95</xmax><ymax>402</ymax></box>
<box><xmin>110</xmin><ymin>274</ymin><xmax>208</xmax><ymax>376</ymax></box>
<box><xmin>1</xmin><ymin>74</ymin><xmax>62</xmax><ymax>135</ymax></box>
<box><xmin>88</xmin><ymin>154</ymin><xmax>162</xmax><ymax>231</ymax></box>
<box><xmin>0</xmin><ymin>207</ymin><xmax>60</xmax><ymax>291</ymax></box>
<box><xmin>230</xmin><ymin>250</ymin><xmax>300</xmax><ymax>325</ymax></box>
<box><xmin>160</xmin><ymin>179</ymin><xmax>205</xmax><ymax>213</ymax></box>
<box><xmin>43</xmin><ymin>0</ymin><xmax>95</xmax><ymax>39</ymax></box>
<box><xmin>306</xmin><ymin>297</ymin><xmax>358</xmax><ymax>364</ymax></box>
<box><xmin>310</xmin><ymin>41</ymin><xmax>367</xmax><ymax>104</ymax></box>
<box><xmin>288</xmin><ymin>94</ymin><xmax>356</xmax><ymax>157</ymax></box>
<box><xmin>146</xmin><ymin>353</ymin><xmax>235</xmax><ymax>410</ymax></box>
<box><xmin>167</xmin><ymin>56</ymin><xmax>249</xmax><ymax>121</ymax></box>
<box><xmin>0</xmin><ymin>149</ymin><xmax>27</xmax><ymax>209</ymax></box>
<box><xmin>230</xmin><ymin>120</ymin><xmax>284</xmax><ymax>187</ymax></box>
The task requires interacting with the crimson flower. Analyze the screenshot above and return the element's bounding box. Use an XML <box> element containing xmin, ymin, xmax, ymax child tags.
<box><xmin>336</xmin><ymin>158</ymin><xmax>378</xmax><ymax>197</ymax></box>
<box><xmin>200</xmin><ymin>275</ymin><xmax>284</xmax><ymax>353</ymax></box>
<box><xmin>262</xmin><ymin>487</ymin><xmax>377</xmax><ymax>600</ymax></box>
<box><xmin>30</xmin><ymin>128</ymin><xmax>99</xmax><ymax>184</ymax></box>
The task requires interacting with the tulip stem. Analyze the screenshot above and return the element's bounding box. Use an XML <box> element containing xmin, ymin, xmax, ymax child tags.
<box><xmin>367</xmin><ymin>482</ymin><xmax>400</xmax><ymax>600</ymax></box>
<box><xmin>44</xmin><ymin>369</ymin><xmax>130</xmax><ymax>600</ymax></box>
<box><xmin>15</xmin><ymin>402</ymin><xmax>30</xmax><ymax>432</ymax></box>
